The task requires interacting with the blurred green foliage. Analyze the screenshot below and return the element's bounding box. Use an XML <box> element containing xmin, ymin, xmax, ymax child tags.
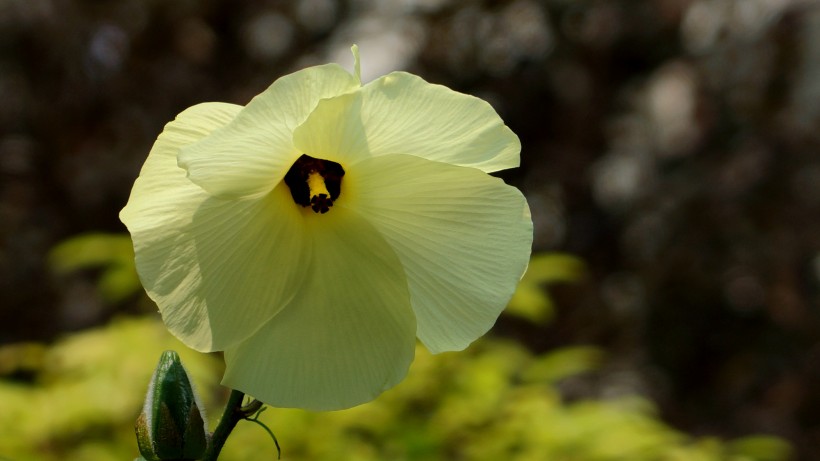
<box><xmin>0</xmin><ymin>249</ymin><xmax>789</xmax><ymax>460</ymax></box>
<box><xmin>48</xmin><ymin>233</ymin><xmax>140</xmax><ymax>304</ymax></box>
<box><xmin>0</xmin><ymin>317</ymin><xmax>791</xmax><ymax>461</ymax></box>
<box><xmin>506</xmin><ymin>253</ymin><xmax>585</xmax><ymax>324</ymax></box>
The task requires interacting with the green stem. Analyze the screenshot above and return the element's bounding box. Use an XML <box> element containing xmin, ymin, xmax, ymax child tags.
<box><xmin>203</xmin><ymin>389</ymin><xmax>247</xmax><ymax>461</ymax></box>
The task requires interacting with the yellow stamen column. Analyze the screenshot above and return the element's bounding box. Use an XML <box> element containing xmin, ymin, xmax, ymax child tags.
<box><xmin>307</xmin><ymin>171</ymin><xmax>333</xmax><ymax>214</ymax></box>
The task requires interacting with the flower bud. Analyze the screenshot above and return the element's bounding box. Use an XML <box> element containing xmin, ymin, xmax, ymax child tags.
<box><xmin>136</xmin><ymin>350</ymin><xmax>209</xmax><ymax>461</ymax></box>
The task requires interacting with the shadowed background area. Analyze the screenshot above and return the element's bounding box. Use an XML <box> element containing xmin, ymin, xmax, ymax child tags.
<box><xmin>1</xmin><ymin>0</ymin><xmax>819</xmax><ymax>459</ymax></box>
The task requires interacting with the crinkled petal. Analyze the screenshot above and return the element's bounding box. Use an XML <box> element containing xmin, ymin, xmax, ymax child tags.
<box><xmin>357</xmin><ymin>72</ymin><xmax>520</xmax><ymax>173</ymax></box>
<box><xmin>222</xmin><ymin>207</ymin><xmax>416</xmax><ymax>411</ymax></box>
<box><xmin>120</xmin><ymin>103</ymin><xmax>308</xmax><ymax>352</ymax></box>
<box><xmin>343</xmin><ymin>154</ymin><xmax>532</xmax><ymax>353</ymax></box>
<box><xmin>292</xmin><ymin>92</ymin><xmax>371</xmax><ymax>167</ymax></box>
<box><xmin>179</xmin><ymin>64</ymin><xmax>360</xmax><ymax>198</ymax></box>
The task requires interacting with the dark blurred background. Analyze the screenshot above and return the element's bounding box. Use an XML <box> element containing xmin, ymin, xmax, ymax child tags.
<box><xmin>1</xmin><ymin>0</ymin><xmax>819</xmax><ymax>458</ymax></box>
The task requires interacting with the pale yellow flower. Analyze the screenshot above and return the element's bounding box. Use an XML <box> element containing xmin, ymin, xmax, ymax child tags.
<box><xmin>121</xmin><ymin>47</ymin><xmax>532</xmax><ymax>410</ymax></box>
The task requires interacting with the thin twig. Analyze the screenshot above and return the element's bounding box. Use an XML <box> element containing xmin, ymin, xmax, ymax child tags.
<box><xmin>245</xmin><ymin>406</ymin><xmax>282</xmax><ymax>459</ymax></box>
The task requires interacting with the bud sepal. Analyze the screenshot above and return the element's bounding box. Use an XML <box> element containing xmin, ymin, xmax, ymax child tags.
<box><xmin>136</xmin><ymin>350</ymin><xmax>209</xmax><ymax>461</ymax></box>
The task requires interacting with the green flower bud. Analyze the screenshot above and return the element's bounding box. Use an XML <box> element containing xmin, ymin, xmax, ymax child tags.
<box><xmin>136</xmin><ymin>350</ymin><xmax>209</xmax><ymax>461</ymax></box>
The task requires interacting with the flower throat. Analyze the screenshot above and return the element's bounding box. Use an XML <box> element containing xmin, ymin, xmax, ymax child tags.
<box><xmin>284</xmin><ymin>155</ymin><xmax>345</xmax><ymax>214</ymax></box>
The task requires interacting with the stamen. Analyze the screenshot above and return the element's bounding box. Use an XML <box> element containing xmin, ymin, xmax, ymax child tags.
<box><xmin>307</xmin><ymin>172</ymin><xmax>332</xmax><ymax>214</ymax></box>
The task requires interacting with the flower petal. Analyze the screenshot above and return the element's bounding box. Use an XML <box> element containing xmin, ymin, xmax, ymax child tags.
<box><xmin>120</xmin><ymin>103</ymin><xmax>309</xmax><ymax>352</ymax></box>
<box><xmin>222</xmin><ymin>207</ymin><xmax>416</xmax><ymax>411</ymax></box>
<box><xmin>179</xmin><ymin>64</ymin><xmax>360</xmax><ymax>198</ymax></box>
<box><xmin>357</xmin><ymin>72</ymin><xmax>521</xmax><ymax>172</ymax></box>
<box><xmin>343</xmin><ymin>154</ymin><xmax>532</xmax><ymax>353</ymax></box>
<box><xmin>291</xmin><ymin>92</ymin><xmax>371</xmax><ymax>167</ymax></box>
